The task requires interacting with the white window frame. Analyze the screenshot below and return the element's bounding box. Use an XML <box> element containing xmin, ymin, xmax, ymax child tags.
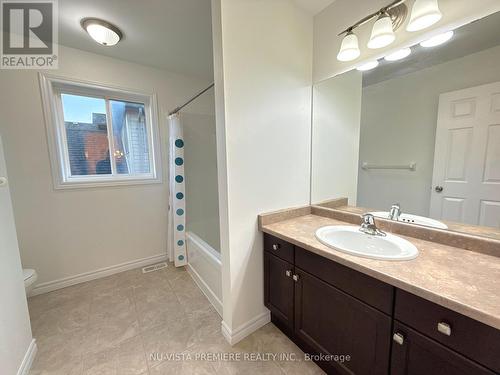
<box><xmin>39</xmin><ymin>73</ymin><xmax>162</xmax><ymax>189</ymax></box>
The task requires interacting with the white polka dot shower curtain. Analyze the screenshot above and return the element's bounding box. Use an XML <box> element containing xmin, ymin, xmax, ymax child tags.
<box><xmin>167</xmin><ymin>113</ymin><xmax>187</xmax><ymax>267</ymax></box>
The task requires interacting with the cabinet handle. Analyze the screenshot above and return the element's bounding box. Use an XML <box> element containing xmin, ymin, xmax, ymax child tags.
<box><xmin>285</xmin><ymin>270</ymin><xmax>292</xmax><ymax>277</ymax></box>
<box><xmin>292</xmin><ymin>274</ymin><xmax>299</xmax><ymax>282</ymax></box>
<box><xmin>393</xmin><ymin>332</ymin><xmax>405</xmax><ymax>345</ymax></box>
<box><xmin>437</xmin><ymin>322</ymin><xmax>452</xmax><ymax>336</ymax></box>
<box><xmin>272</xmin><ymin>244</ymin><xmax>280</xmax><ymax>251</ymax></box>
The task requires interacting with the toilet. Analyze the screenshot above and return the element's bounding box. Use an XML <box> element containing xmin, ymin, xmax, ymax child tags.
<box><xmin>23</xmin><ymin>269</ymin><xmax>38</xmax><ymax>295</ymax></box>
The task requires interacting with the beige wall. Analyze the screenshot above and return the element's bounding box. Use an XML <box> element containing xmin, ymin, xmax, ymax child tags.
<box><xmin>0</xmin><ymin>45</ymin><xmax>210</xmax><ymax>287</ymax></box>
<box><xmin>358</xmin><ymin>45</ymin><xmax>500</xmax><ymax>216</ymax></box>
<box><xmin>313</xmin><ymin>0</ymin><xmax>500</xmax><ymax>82</ymax></box>
<box><xmin>213</xmin><ymin>0</ymin><xmax>313</xmax><ymax>337</ymax></box>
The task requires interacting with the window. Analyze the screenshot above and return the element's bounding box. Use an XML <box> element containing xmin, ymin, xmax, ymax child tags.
<box><xmin>40</xmin><ymin>74</ymin><xmax>160</xmax><ymax>188</ymax></box>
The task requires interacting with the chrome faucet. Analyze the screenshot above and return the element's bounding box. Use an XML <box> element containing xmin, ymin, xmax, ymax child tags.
<box><xmin>360</xmin><ymin>213</ymin><xmax>386</xmax><ymax>237</ymax></box>
<box><xmin>389</xmin><ymin>203</ymin><xmax>401</xmax><ymax>221</ymax></box>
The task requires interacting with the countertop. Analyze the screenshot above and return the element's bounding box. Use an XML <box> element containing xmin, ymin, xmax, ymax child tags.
<box><xmin>260</xmin><ymin>213</ymin><xmax>500</xmax><ymax>330</ymax></box>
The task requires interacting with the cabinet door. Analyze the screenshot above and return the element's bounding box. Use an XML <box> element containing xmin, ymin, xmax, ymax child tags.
<box><xmin>294</xmin><ymin>268</ymin><xmax>391</xmax><ymax>375</ymax></box>
<box><xmin>264</xmin><ymin>252</ymin><xmax>294</xmax><ymax>329</ymax></box>
<box><xmin>391</xmin><ymin>321</ymin><xmax>496</xmax><ymax>375</ymax></box>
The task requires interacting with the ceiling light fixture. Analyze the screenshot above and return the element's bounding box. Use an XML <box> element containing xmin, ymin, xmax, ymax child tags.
<box><xmin>384</xmin><ymin>47</ymin><xmax>412</xmax><ymax>61</ymax></box>
<box><xmin>81</xmin><ymin>18</ymin><xmax>123</xmax><ymax>46</ymax></box>
<box><xmin>368</xmin><ymin>13</ymin><xmax>396</xmax><ymax>49</ymax></box>
<box><xmin>420</xmin><ymin>30</ymin><xmax>453</xmax><ymax>47</ymax></box>
<box><xmin>406</xmin><ymin>0</ymin><xmax>442</xmax><ymax>32</ymax></box>
<box><xmin>337</xmin><ymin>30</ymin><xmax>361</xmax><ymax>62</ymax></box>
<box><xmin>356</xmin><ymin>61</ymin><xmax>379</xmax><ymax>71</ymax></box>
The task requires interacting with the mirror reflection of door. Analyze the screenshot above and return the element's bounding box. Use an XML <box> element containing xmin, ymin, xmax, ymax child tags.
<box><xmin>430</xmin><ymin>82</ymin><xmax>500</xmax><ymax>227</ymax></box>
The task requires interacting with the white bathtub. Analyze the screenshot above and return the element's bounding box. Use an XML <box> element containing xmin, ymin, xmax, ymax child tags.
<box><xmin>186</xmin><ymin>231</ymin><xmax>222</xmax><ymax>316</ymax></box>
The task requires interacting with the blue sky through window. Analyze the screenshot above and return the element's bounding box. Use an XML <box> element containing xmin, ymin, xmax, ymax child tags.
<box><xmin>61</xmin><ymin>94</ymin><xmax>106</xmax><ymax>124</ymax></box>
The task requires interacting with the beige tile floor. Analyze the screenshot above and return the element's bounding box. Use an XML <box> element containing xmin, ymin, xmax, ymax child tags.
<box><xmin>28</xmin><ymin>264</ymin><xmax>324</xmax><ymax>374</ymax></box>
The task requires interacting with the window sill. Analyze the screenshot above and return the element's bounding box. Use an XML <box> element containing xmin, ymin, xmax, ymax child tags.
<box><xmin>54</xmin><ymin>176</ymin><xmax>163</xmax><ymax>190</ymax></box>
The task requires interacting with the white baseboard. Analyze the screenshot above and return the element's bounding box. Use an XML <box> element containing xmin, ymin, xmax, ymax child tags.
<box><xmin>17</xmin><ymin>339</ymin><xmax>37</xmax><ymax>375</ymax></box>
<box><xmin>186</xmin><ymin>263</ymin><xmax>223</xmax><ymax>316</ymax></box>
<box><xmin>30</xmin><ymin>253</ymin><xmax>167</xmax><ymax>296</ymax></box>
<box><xmin>221</xmin><ymin>311</ymin><xmax>271</xmax><ymax>345</ymax></box>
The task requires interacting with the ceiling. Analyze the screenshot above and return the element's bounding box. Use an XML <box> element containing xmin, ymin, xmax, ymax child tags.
<box><xmin>293</xmin><ymin>0</ymin><xmax>336</xmax><ymax>15</ymax></box>
<box><xmin>363</xmin><ymin>11</ymin><xmax>500</xmax><ymax>86</ymax></box>
<box><xmin>58</xmin><ymin>0</ymin><xmax>214</xmax><ymax>79</ymax></box>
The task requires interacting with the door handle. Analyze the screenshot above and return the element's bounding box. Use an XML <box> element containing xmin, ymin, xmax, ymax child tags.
<box><xmin>435</xmin><ymin>186</ymin><xmax>443</xmax><ymax>193</ymax></box>
<box><xmin>0</xmin><ymin>177</ymin><xmax>7</xmax><ymax>187</ymax></box>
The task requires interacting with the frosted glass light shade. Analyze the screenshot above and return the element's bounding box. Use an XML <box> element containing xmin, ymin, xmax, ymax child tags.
<box><xmin>337</xmin><ymin>32</ymin><xmax>361</xmax><ymax>62</ymax></box>
<box><xmin>82</xmin><ymin>19</ymin><xmax>122</xmax><ymax>46</ymax></box>
<box><xmin>368</xmin><ymin>15</ymin><xmax>395</xmax><ymax>49</ymax></box>
<box><xmin>407</xmin><ymin>0</ymin><xmax>442</xmax><ymax>32</ymax></box>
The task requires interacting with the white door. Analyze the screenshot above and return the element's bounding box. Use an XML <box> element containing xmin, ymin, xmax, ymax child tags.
<box><xmin>430</xmin><ymin>82</ymin><xmax>500</xmax><ymax>228</ymax></box>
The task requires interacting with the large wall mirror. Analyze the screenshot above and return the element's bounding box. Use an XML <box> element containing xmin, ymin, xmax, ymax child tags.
<box><xmin>311</xmin><ymin>11</ymin><xmax>500</xmax><ymax>239</ymax></box>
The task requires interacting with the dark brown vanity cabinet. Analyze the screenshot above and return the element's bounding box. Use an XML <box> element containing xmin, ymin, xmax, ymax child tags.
<box><xmin>263</xmin><ymin>251</ymin><xmax>294</xmax><ymax>330</ymax></box>
<box><xmin>264</xmin><ymin>234</ymin><xmax>392</xmax><ymax>374</ymax></box>
<box><xmin>263</xmin><ymin>233</ymin><xmax>500</xmax><ymax>375</ymax></box>
<box><xmin>391</xmin><ymin>321</ymin><xmax>496</xmax><ymax>375</ymax></box>
<box><xmin>294</xmin><ymin>269</ymin><xmax>392</xmax><ymax>375</ymax></box>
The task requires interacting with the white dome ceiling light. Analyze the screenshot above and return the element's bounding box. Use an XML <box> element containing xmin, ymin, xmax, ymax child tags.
<box><xmin>406</xmin><ymin>0</ymin><xmax>442</xmax><ymax>32</ymax></box>
<box><xmin>384</xmin><ymin>47</ymin><xmax>412</xmax><ymax>61</ymax></box>
<box><xmin>420</xmin><ymin>30</ymin><xmax>454</xmax><ymax>48</ymax></box>
<box><xmin>81</xmin><ymin>18</ymin><xmax>123</xmax><ymax>46</ymax></box>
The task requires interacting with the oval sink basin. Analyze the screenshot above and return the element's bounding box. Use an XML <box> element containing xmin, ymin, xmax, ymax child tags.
<box><xmin>315</xmin><ymin>225</ymin><xmax>418</xmax><ymax>261</ymax></box>
<box><xmin>370</xmin><ymin>211</ymin><xmax>448</xmax><ymax>230</ymax></box>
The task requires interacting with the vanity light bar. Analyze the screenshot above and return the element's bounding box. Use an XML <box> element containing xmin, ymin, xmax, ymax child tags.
<box><xmin>337</xmin><ymin>0</ymin><xmax>442</xmax><ymax>62</ymax></box>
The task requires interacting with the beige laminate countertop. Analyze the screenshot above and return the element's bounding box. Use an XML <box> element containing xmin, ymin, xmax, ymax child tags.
<box><xmin>260</xmin><ymin>214</ymin><xmax>500</xmax><ymax>331</ymax></box>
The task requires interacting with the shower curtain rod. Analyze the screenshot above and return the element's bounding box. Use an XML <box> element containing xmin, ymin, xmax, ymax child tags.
<box><xmin>169</xmin><ymin>83</ymin><xmax>215</xmax><ymax>115</ymax></box>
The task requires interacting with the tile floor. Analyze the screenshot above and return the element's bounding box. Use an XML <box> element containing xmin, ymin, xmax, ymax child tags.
<box><xmin>28</xmin><ymin>264</ymin><xmax>324</xmax><ymax>374</ymax></box>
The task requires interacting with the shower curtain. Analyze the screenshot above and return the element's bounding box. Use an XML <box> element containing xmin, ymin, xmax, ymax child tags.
<box><xmin>167</xmin><ymin>113</ymin><xmax>187</xmax><ymax>267</ymax></box>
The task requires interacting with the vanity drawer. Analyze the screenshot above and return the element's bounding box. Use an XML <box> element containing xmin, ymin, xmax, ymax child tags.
<box><xmin>263</xmin><ymin>234</ymin><xmax>294</xmax><ymax>263</ymax></box>
<box><xmin>395</xmin><ymin>289</ymin><xmax>500</xmax><ymax>373</ymax></box>
<box><xmin>295</xmin><ymin>246</ymin><xmax>394</xmax><ymax>315</ymax></box>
